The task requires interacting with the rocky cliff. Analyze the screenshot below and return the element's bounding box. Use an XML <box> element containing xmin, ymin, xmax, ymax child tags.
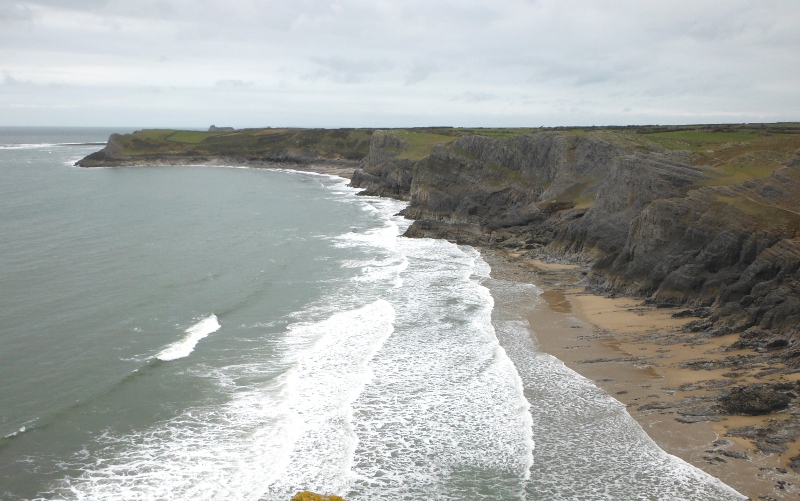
<box><xmin>350</xmin><ymin>131</ymin><xmax>416</xmax><ymax>200</ymax></box>
<box><xmin>350</xmin><ymin>126</ymin><xmax>800</xmax><ymax>357</ymax></box>
<box><xmin>76</xmin><ymin>128</ymin><xmax>373</xmax><ymax>168</ymax></box>
<box><xmin>78</xmin><ymin>125</ymin><xmax>800</xmax><ymax>357</ymax></box>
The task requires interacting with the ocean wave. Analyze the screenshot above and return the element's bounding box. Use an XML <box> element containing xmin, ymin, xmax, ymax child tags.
<box><xmin>45</xmin><ymin>301</ymin><xmax>396</xmax><ymax>501</ymax></box>
<box><xmin>155</xmin><ymin>314</ymin><xmax>221</xmax><ymax>361</ymax></box>
<box><xmin>344</xmin><ymin>240</ymin><xmax>535</xmax><ymax>500</ymax></box>
<box><xmin>0</xmin><ymin>142</ymin><xmax>105</xmax><ymax>150</ymax></box>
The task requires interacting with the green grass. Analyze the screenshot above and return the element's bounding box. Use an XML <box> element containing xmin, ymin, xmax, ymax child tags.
<box><xmin>641</xmin><ymin>130</ymin><xmax>761</xmax><ymax>152</ymax></box>
<box><xmin>376</xmin><ymin>128</ymin><xmax>544</xmax><ymax>161</ymax></box>
<box><xmin>165</xmin><ymin>131</ymin><xmax>220</xmax><ymax>144</ymax></box>
<box><xmin>452</xmin><ymin>127</ymin><xmax>540</xmax><ymax>138</ymax></box>
<box><xmin>713</xmin><ymin>194</ymin><xmax>800</xmax><ymax>228</ymax></box>
<box><xmin>555</xmin><ymin>179</ymin><xmax>601</xmax><ymax>208</ymax></box>
<box><xmin>573</xmin><ymin>192</ymin><xmax>597</xmax><ymax>210</ymax></box>
<box><xmin>379</xmin><ymin>130</ymin><xmax>457</xmax><ymax>160</ymax></box>
<box><xmin>698</xmin><ymin>162</ymin><xmax>780</xmax><ymax>187</ymax></box>
<box><xmin>130</xmin><ymin>129</ymin><xmax>178</xmax><ymax>141</ymax></box>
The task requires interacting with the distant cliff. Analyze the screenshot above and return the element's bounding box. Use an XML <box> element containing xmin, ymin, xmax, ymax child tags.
<box><xmin>76</xmin><ymin>128</ymin><xmax>374</xmax><ymax>168</ymax></box>
<box><xmin>350</xmin><ymin>125</ymin><xmax>800</xmax><ymax>358</ymax></box>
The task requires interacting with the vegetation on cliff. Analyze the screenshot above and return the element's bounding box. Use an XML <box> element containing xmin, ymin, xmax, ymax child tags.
<box><xmin>349</xmin><ymin>123</ymin><xmax>800</xmax><ymax>363</ymax></box>
<box><xmin>76</xmin><ymin>127</ymin><xmax>375</xmax><ymax>167</ymax></box>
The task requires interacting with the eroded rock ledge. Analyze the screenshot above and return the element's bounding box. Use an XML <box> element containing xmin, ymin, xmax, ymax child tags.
<box><xmin>349</xmin><ymin>126</ymin><xmax>800</xmax><ymax>363</ymax></box>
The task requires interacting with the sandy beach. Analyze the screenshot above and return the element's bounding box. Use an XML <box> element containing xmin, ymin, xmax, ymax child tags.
<box><xmin>484</xmin><ymin>249</ymin><xmax>800</xmax><ymax>501</ymax></box>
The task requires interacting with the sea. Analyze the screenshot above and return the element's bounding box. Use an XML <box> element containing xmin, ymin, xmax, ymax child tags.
<box><xmin>0</xmin><ymin>127</ymin><xmax>744</xmax><ymax>500</ymax></box>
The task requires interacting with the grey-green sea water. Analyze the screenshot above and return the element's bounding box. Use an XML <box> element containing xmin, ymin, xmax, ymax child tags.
<box><xmin>0</xmin><ymin>128</ymin><xmax>743</xmax><ymax>500</ymax></box>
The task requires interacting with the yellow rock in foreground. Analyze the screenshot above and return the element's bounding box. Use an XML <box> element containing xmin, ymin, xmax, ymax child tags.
<box><xmin>291</xmin><ymin>491</ymin><xmax>346</xmax><ymax>501</ymax></box>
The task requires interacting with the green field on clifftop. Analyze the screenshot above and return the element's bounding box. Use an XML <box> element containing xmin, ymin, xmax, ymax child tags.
<box><xmin>100</xmin><ymin>125</ymin><xmax>800</xmax><ymax>195</ymax></box>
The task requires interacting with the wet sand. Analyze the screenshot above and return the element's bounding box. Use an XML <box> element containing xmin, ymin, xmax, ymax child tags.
<box><xmin>484</xmin><ymin>251</ymin><xmax>800</xmax><ymax>501</ymax></box>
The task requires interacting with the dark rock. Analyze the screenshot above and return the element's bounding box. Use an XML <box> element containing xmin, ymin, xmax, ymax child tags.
<box><xmin>719</xmin><ymin>384</ymin><xmax>794</xmax><ymax>415</ymax></box>
<box><xmin>704</xmin><ymin>449</ymin><xmax>750</xmax><ymax>460</ymax></box>
<box><xmin>789</xmin><ymin>454</ymin><xmax>800</xmax><ymax>473</ymax></box>
<box><xmin>384</xmin><ymin>131</ymin><xmax>800</xmax><ymax>358</ymax></box>
<box><xmin>676</xmin><ymin>415</ymin><xmax>724</xmax><ymax>423</ymax></box>
<box><xmin>681</xmin><ymin>355</ymin><xmax>759</xmax><ymax>371</ymax></box>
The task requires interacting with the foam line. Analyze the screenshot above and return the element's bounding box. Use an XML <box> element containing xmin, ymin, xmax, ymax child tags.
<box><xmin>0</xmin><ymin>142</ymin><xmax>103</xmax><ymax>150</ymax></box>
<box><xmin>156</xmin><ymin>314</ymin><xmax>220</xmax><ymax>361</ymax></box>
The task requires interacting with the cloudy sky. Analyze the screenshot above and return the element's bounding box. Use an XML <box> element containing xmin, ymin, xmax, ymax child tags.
<box><xmin>1</xmin><ymin>0</ymin><xmax>798</xmax><ymax>128</ymax></box>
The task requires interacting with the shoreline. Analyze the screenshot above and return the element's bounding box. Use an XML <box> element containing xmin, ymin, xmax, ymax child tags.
<box><xmin>76</xmin><ymin>156</ymin><xmax>360</xmax><ymax>179</ymax></box>
<box><xmin>482</xmin><ymin>248</ymin><xmax>799</xmax><ymax>501</ymax></box>
<box><xmin>73</xmin><ymin>156</ymin><xmax>800</xmax><ymax>498</ymax></box>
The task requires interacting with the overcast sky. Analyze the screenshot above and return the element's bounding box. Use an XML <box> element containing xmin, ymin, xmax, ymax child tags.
<box><xmin>1</xmin><ymin>0</ymin><xmax>798</xmax><ymax>128</ymax></box>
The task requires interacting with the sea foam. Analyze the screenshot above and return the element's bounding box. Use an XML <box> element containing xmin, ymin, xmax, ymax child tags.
<box><xmin>0</xmin><ymin>142</ymin><xmax>101</xmax><ymax>150</ymax></box>
<box><xmin>46</xmin><ymin>301</ymin><xmax>395</xmax><ymax>501</ymax></box>
<box><xmin>156</xmin><ymin>314</ymin><xmax>221</xmax><ymax>361</ymax></box>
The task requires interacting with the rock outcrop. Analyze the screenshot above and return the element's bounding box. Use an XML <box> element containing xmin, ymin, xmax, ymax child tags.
<box><xmin>352</xmin><ymin>128</ymin><xmax>800</xmax><ymax>356</ymax></box>
<box><xmin>350</xmin><ymin>131</ymin><xmax>416</xmax><ymax>200</ymax></box>
<box><xmin>718</xmin><ymin>383</ymin><xmax>797</xmax><ymax>415</ymax></box>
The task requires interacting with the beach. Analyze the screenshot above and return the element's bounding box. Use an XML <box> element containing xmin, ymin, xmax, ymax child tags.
<box><xmin>483</xmin><ymin>249</ymin><xmax>800</xmax><ymax>500</ymax></box>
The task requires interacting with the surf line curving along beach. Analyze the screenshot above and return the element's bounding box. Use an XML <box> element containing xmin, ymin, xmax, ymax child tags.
<box><xmin>73</xmin><ymin>124</ymin><xmax>800</xmax><ymax>500</ymax></box>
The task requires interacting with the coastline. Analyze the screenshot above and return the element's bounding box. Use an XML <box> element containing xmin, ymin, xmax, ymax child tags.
<box><xmin>77</xmin><ymin>157</ymin><xmax>360</xmax><ymax>180</ymax></box>
<box><xmin>73</xmin><ymin>146</ymin><xmax>800</xmax><ymax>498</ymax></box>
<box><xmin>482</xmin><ymin>248</ymin><xmax>800</xmax><ymax>501</ymax></box>
<box><xmin>290</xmin><ymin>164</ymin><xmax>797</xmax><ymax>499</ymax></box>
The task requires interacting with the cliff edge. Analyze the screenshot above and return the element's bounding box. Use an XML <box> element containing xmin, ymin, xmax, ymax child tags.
<box><xmin>76</xmin><ymin>128</ymin><xmax>373</xmax><ymax>168</ymax></box>
<box><xmin>77</xmin><ymin>124</ymin><xmax>800</xmax><ymax>359</ymax></box>
<box><xmin>350</xmin><ymin>125</ymin><xmax>800</xmax><ymax>359</ymax></box>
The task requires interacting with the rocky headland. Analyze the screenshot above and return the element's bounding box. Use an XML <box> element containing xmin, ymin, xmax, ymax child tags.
<box><xmin>360</xmin><ymin>127</ymin><xmax>800</xmax><ymax>347</ymax></box>
<box><xmin>79</xmin><ymin>123</ymin><xmax>800</xmax><ymax>499</ymax></box>
<box><xmin>75</xmin><ymin>127</ymin><xmax>373</xmax><ymax>177</ymax></box>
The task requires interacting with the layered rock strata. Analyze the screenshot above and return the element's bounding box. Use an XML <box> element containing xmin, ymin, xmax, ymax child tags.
<box><xmin>350</xmin><ymin>131</ymin><xmax>800</xmax><ymax>358</ymax></box>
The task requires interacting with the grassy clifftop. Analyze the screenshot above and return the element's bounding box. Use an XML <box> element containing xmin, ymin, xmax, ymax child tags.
<box><xmin>82</xmin><ymin>128</ymin><xmax>376</xmax><ymax>164</ymax></box>
<box><xmin>78</xmin><ymin>123</ymin><xmax>800</xmax><ymax>181</ymax></box>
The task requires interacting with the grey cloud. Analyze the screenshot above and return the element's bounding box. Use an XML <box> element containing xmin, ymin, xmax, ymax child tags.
<box><xmin>307</xmin><ymin>57</ymin><xmax>394</xmax><ymax>84</ymax></box>
<box><xmin>21</xmin><ymin>0</ymin><xmax>173</xmax><ymax>18</ymax></box>
<box><xmin>404</xmin><ymin>60</ymin><xmax>438</xmax><ymax>86</ymax></box>
<box><xmin>2</xmin><ymin>70</ymin><xmax>30</xmax><ymax>86</ymax></box>
<box><xmin>215</xmin><ymin>79</ymin><xmax>256</xmax><ymax>88</ymax></box>
<box><xmin>0</xmin><ymin>1</ymin><xmax>34</xmax><ymax>24</ymax></box>
<box><xmin>3</xmin><ymin>71</ymin><xmax>17</xmax><ymax>85</ymax></box>
<box><xmin>1</xmin><ymin>0</ymin><xmax>799</xmax><ymax>127</ymax></box>
<box><xmin>453</xmin><ymin>92</ymin><xmax>497</xmax><ymax>103</ymax></box>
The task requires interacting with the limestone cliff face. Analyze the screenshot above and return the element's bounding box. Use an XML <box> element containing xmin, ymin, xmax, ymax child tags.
<box><xmin>356</xmin><ymin>131</ymin><xmax>800</xmax><ymax>349</ymax></box>
<box><xmin>607</xmin><ymin>165</ymin><xmax>800</xmax><ymax>341</ymax></box>
<box><xmin>350</xmin><ymin>131</ymin><xmax>416</xmax><ymax>200</ymax></box>
<box><xmin>77</xmin><ymin>133</ymin><xmax>125</xmax><ymax>165</ymax></box>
